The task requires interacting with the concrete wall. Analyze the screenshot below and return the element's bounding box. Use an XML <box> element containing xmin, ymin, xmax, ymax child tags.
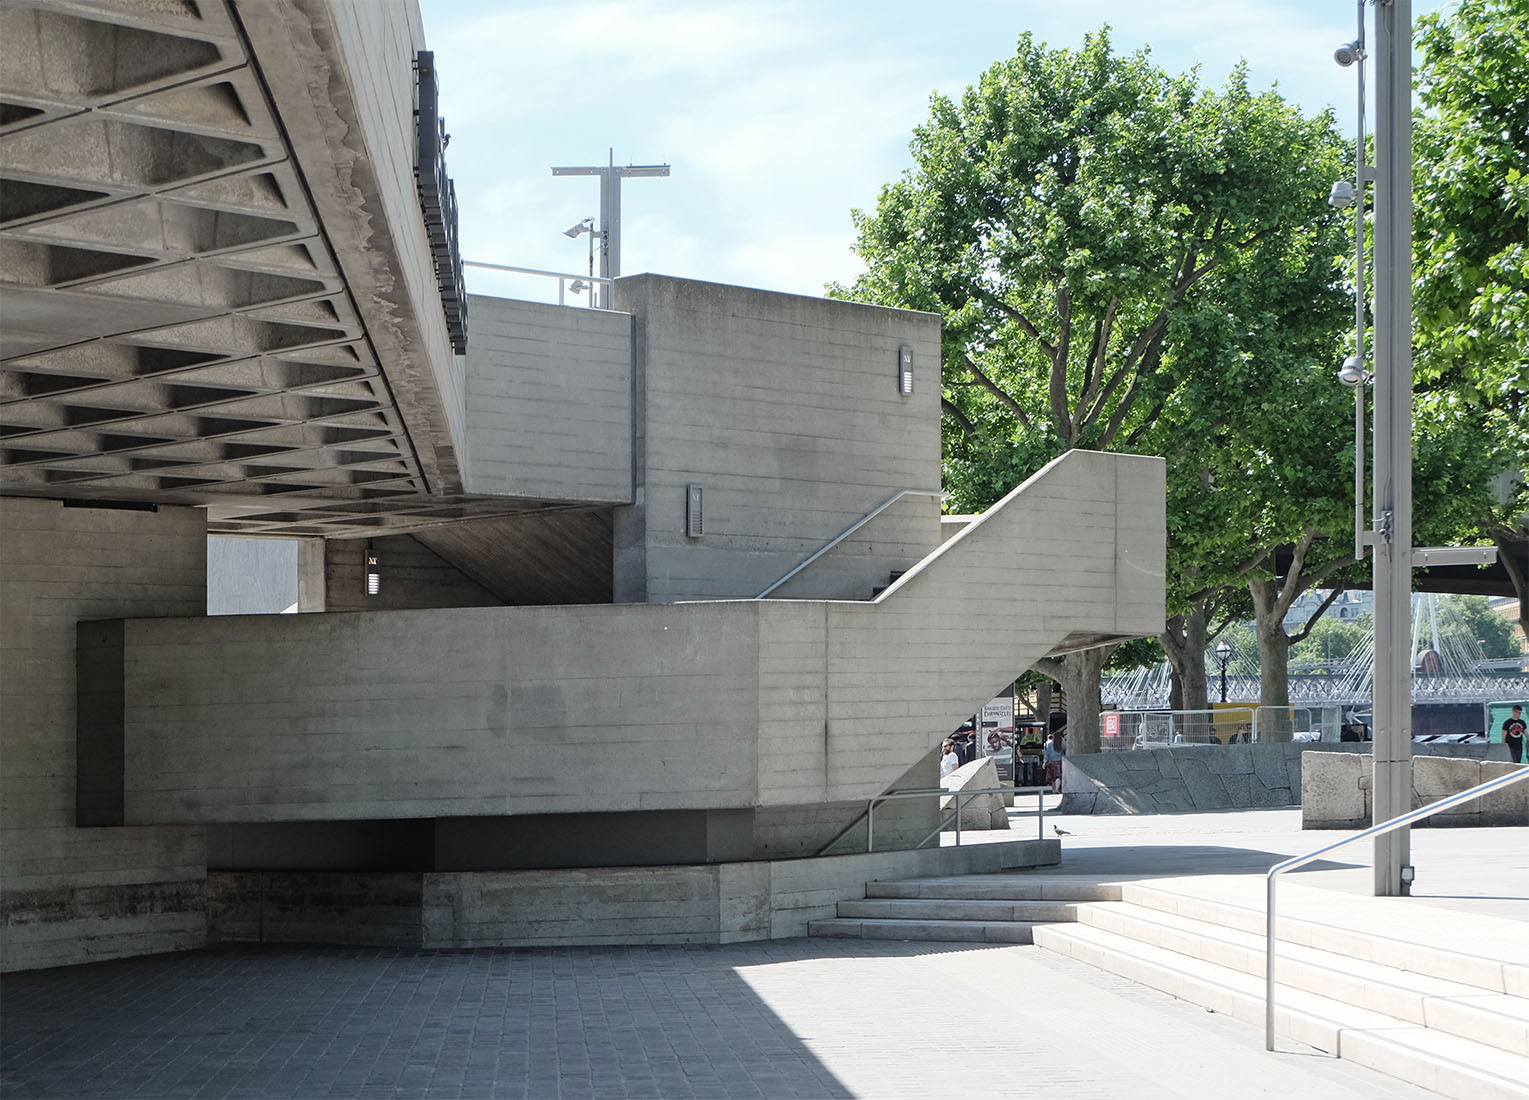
<box><xmin>1303</xmin><ymin>752</ymin><xmax>1527</xmax><ymax>829</ymax></box>
<box><xmin>207</xmin><ymin>537</ymin><xmax>298</xmax><ymax>615</ymax></box>
<box><xmin>239</xmin><ymin>0</ymin><xmax>466</xmax><ymax>489</ymax></box>
<box><xmin>207</xmin><ymin>835</ymin><xmax>1060</xmax><ymax>949</ymax></box>
<box><xmin>807</xmin><ymin>450</ymin><xmax>1165</xmax><ymax>803</ymax></box>
<box><xmin>97</xmin><ymin>602</ymin><xmax>760</xmax><ymax>825</ymax></box>
<box><xmin>613</xmin><ymin>276</ymin><xmax>943</xmax><ymax>603</ymax></box>
<box><xmin>83</xmin><ymin>450</ymin><xmax>1163</xmax><ymax>855</ymax></box>
<box><xmin>1</xmin><ymin>497</ymin><xmax>208</xmax><ymax>972</ymax></box>
<box><xmin>462</xmin><ymin>296</ymin><xmax>633</xmax><ymax>502</ymax></box>
<box><xmin>1061</xmin><ymin>740</ymin><xmax>1515</xmax><ymax>816</ymax></box>
<box><xmin>319</xmin><ymin>533</ymin><xmax>502</xmax><ymax>612</ymax></box>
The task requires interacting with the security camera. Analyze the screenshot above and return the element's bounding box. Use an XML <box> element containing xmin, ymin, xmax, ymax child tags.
<box><xmin>1328</xmin><ymin>180</ymin><xmax>1356</xmax><ymax>208</ymax></box>
<box><xmin>1338</xmin><ymin>356</ymin><xmax>1367</xmax><ymax>386</ymax></box>
<box><xmin>1334</xmin><ymin>40</ymin><xmax>1365</xmax><ymax>67</ymax></box>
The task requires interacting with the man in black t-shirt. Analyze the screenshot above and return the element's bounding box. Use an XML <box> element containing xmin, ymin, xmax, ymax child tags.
<box><xmin>1503</xmin><ymin>705</ymin><xmax>1526</xmax><ymax>765</ymax></box>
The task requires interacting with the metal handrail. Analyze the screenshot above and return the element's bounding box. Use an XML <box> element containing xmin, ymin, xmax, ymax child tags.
<box><xmin>754</xmin><ymin>489</ymin><xmax>942</xmax><ymax>599</ymax></box>
<box><xmin>1264</xmin><ymin>765</ymin><xmax>1529</xmax><ymax>1050</ymax></box>
<box><xmin>464</xmin><ymin>259</ymin><xmax>613</xmax><ymax>307</ymax></box>
<box><xmin>867</xmin><ymin>785</ymin><xmax>1051</xmax><ymax>851</ymax></box>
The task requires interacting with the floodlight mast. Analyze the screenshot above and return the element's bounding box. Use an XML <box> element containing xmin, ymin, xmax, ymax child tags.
<box><xmin>552</xmin><ymin>149</ymin><xmax>670</xmax><ymax>307</ymax></box>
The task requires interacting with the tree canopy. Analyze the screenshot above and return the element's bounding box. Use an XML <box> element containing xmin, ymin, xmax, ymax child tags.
<box><xmin>1412</xmin><ymin>0</ymin><xmax>1529</xmax><ymax>634</ymax></box>
<box><xmin>836</xmin><ymin>29</ymin><xmax>1356</xmax><ymax>744</ymax></box>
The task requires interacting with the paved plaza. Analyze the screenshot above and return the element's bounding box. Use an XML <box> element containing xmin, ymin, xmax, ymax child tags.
<box><xmin>4</xmin><ymin>805</ymin><xmax>1524</xmax><ymax>1100</ymax></box>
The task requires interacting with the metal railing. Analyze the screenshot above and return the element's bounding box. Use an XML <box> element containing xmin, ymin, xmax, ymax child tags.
<box><xmin>464</xmin><ymin>259</ymin><xmax>613</xmax><ymax>307</ymax></box>
<box><xmin>866</xmin><ymin>785</ymin><xmax>1052</xmax><ymax>851</ymax></box>
<box><xmin>754</xmin><ymin>488</ymin><xmax>943</xmax><ymax>599</ymax></box>
<box><xmin>1264</xmin><ymin>765</ymin><xmax>1529</xmax><ymax>1050</ymax></box>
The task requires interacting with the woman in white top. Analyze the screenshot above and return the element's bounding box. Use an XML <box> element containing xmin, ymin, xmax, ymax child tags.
<box><xmin>939</xmin><ymin>738</ymin><xmax>960</xmax><ymax>779</ymax></box>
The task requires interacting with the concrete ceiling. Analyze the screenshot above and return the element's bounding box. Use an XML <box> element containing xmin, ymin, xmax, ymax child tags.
<box><xmin>0</xmin><ymin>0</ymin><xmax>569</xmax><ymax>539</ymax></box>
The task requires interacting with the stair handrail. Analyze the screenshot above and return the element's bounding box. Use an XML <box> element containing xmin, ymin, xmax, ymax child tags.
<box><xmin>754</xmin><ymin>488</ymin><xmax>942</xmax><ymax>599</ymax></box>
<box><xmin>1264</xmin><ymin>764</ymin><xmax>1529</xmax><ymax>1051</ymax></box>
<box><xmin>866</xmin><ymin>785</ymin><xmax>1052</xmax><ymax>851</ymax></box>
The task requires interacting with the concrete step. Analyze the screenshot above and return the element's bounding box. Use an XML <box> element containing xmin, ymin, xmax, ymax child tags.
<box><xmin>1070</xmin><ymin>899</ymin><xmax>1529</xmax><ymax>1057</ymax></box>
<box><xmin>836</xmin><ymin>897</ymin><xmax>1078</xmax><ymax>923</ymax></box>
<box><xmin>1034</xmin><ymin>919</ymin><xmax>1529</xmax><ymax>1100</ymax></box>
<box><xmin>866</xmin><ymin>877</ymin><xmax>1120</xmax><ymax>903</ymax></box>
<box><xmin>1121</xmin><ymin>881</ymin><xmax>1529</xmax><ymax>997</ymax></box>
<box><xmin>807</xmin><ymin>917</ymin><xmax>1041</xmax><ymax>944</ymax></box>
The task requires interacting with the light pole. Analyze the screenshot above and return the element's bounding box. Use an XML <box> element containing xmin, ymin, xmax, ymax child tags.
<box><xmin>562</xmin><ymin>217</ymin><xmax>601</xmax><ymax>307</ymax></box>
<box><xmin>1216</xmin><ymin>640</ymin><xmax>1232</xmax><ymax>704</ymax></box>
<box><xmin>552</xmin><ymin>149</ymin><xmax>670</xmax><ymax>309</ymax></box>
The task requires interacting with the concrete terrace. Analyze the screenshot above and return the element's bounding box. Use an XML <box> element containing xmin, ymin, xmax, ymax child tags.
<box><xmin>4</xmin><ymin>806</ymin><xmax>1524</xmax><ymax>1100</ymax></box>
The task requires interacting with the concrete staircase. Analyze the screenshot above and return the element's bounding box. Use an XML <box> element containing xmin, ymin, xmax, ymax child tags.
<box><xmin>809</xmin><ymin>871</ymin><xmax>1529</xmax><ymax>1099</ymax></box>
<box><xmin>807</xmin><ymin>874</ymin><xmax>1119</xmax><ymax>944</ymax></box>
<box><xmin>1034</xmin><ymin>881</ymin><xmax>1529</xmax><ymax>1100</ymax></box>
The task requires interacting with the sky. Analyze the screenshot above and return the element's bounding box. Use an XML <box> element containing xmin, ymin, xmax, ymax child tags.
<box><xmin>420</xmin><ymin>0</ymin><xmax>1454</xmax><ymax>304</ymax></box>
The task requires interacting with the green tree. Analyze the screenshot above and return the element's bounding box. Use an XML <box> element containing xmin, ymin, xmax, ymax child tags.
<box><xmin>837</xmin><ymin>30</ymin><xmax>1350</xmax><ymax>750</ymax></box>
<box><xmin>1413</xmin><ymin>0</ymin><xmax>1529</xmax><ymax>634</ymax></box>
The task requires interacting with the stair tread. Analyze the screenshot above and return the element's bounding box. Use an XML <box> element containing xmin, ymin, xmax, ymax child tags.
<box><xmin>839</xmin><ymin>898</ymin><xmax>1075</xmax><ymax>921</ymax></box>
<box><xmin>1068</xmin><ymin>900</ymin><xmax>1529</xmax><ymax>1055</ymax></box>
<box><xmin>1083</xmin><ymin>897</ymin><xmax>1517</xmax><ymax>1002</ymax></box>
<box><xmin>808</xmin><ymin>917</ymin><xmax>1037</xmax><ymax>943</ymax></box>
<box><xmin>1038</xmin><ymin>921</ymin><xmax>1529</xmax><ymax>1066</ymax></box>
<box><xmin>868</xmin><ymin>878</ymin><xmax>1119</xmax><ymax>902</ymax></box>
<box><xmin>1122</xmin><ymin>880</ymin><xmax>1527</xmax><ymax>995</ymax></box>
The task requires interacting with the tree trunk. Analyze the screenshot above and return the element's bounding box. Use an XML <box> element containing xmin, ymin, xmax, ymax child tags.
<box><xmin>1248</xmin><ymin>576</ymin><xmax>1294</xmax><ymax>741</ymax></box>
<box><xmin>1161</xmin><ymin>606</ymin><xmax>1212</xmax><ymax>740</ymax></box>
<box><xmin>1036</xmin><ymin>646</ymin><xmax>1113</xmax><ymax>754</ymax></box>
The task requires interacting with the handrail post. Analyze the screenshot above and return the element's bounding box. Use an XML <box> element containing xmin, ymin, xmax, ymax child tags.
<box><xmin>867</xmin><ymin>797</ymin><xmax>876</xmax><ymax>853</ymax></box>
<box><xmin>1265</xmin><ymin>874</ymin><xmax>1277</xmax><ymax>1049</ymax></box>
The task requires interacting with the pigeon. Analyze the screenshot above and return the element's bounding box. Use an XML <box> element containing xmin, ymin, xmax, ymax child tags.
<box><xmin>1054</xmin><ymin>825</ymin><xmax>1072</xmax><ymax>836</ymax></box>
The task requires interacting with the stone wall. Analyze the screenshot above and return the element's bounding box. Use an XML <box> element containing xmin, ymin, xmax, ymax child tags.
<box><xmin>1303</xmin><ymin>752</ymin><xmax>1528</xmax><ymax>829</ymax></box>
<box><xmin>1</xmin><ymin>497</ymin><xmax>209</xmax><ymax>972</ymax></box>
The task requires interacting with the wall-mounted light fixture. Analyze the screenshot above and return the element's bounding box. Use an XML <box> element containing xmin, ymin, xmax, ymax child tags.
<box><xmin>364</xmin><ymin>544</ymin><xmax>380</xmax><ymax>596</ymax></box>
<box><xmin>897</xmin><ymin>344</ymin><xmax>913</xmax><ymax>395</ymax></box>
<box><xmin>685</xmin><ymin>484</ymin><xmax>704</xmax><ymax>538</ymax></box>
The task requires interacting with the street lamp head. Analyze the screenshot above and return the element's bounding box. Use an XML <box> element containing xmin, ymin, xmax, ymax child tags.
<box><xmin>563</xmin><ymin>218</ymin><xmax>593</xmax><ymax>238</ymax></box>
<box><xmin>1328</xmin><ymin>179</ymin><xmax>1356</xmax><ymax>208</ymax></box>
<box><xmin>1215</xmin><ymin>640</ymin><xmax>1232</xmax><ymax>661</ymax></box>
<box><xmin>1338</xmin><ymin>355</ymin><xmax>1369</xmax><ymax>386</ymax></box>
<box><xmin>1334</xmin><ymin>40</ymin><xmax>1365</xmax><ymax>67</ymax></box>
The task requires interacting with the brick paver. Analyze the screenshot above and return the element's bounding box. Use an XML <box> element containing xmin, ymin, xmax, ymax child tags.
<box><xmin>3</xmin><ymin>935</ymin><xmax>1441</xmax><ymax>1099</ymax></box>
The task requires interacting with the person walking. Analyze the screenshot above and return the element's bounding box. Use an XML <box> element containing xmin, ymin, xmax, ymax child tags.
<box><xmin>939</xmin><ymin>738</ymin><xmax>961</xmax><ymax>779</ymax></box>
<box><xmin>1043</xmin><ymin>730</ymin><xmax>1066</xmax><ymax>793</ymax></box>
<box><xmin>1503</xmin><ymin>705</ymin><xmax>1526</xmax><ymax>765</ymax></box>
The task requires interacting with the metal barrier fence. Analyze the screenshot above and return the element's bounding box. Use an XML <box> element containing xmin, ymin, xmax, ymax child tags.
<box><xmin>1102</xmin><ymin>706</ymin><xmax>1350</xmax><ymax>751</ymax></box>
<box><xmin>866</xmin><ymin>786</ymin><xmax>1051</xmax><ymax>851</ymax></box>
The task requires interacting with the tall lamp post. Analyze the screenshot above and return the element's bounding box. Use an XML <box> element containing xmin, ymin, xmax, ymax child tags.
<box><xmin>1328</xmin><ymin>0</ymin><xmax>1497</xmax><ymax>898</ymax></box>
<box><xmin>1216</xmin><ymin>640</ymin><xmax>1232</xmax><ymax>704</ymax></box>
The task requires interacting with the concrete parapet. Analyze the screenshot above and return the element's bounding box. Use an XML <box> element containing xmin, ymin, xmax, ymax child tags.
<box><xmin>1060</xmin><ymin>741</ymin><xmax>1516</xmax><ymax>819</ymax></box>
<box><xmin>1302</xmin><ymin>752</ymin><xmax>1528</xmax><ymax>829</ymax></box>
<box><xmin>940</xmin><ymin>757</ymin><xmax>1011</xmax><ymax>831</ymax></box>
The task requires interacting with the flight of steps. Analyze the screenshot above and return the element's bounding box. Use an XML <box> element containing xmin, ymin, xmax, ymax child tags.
<box><xmin>809</xmin><ymin>872</ymin><xmax>1528</xmax><ymax>1099</ymax></box>
<box><xmin>807</xmin><ymin>875</ymin><xmax>1120</xmax><ymax>944</ymax></box>
<box><xmin>1033</xmin><ymin>881</ymin><xmax>1529</xmax><ymax>1100</ymax></box>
